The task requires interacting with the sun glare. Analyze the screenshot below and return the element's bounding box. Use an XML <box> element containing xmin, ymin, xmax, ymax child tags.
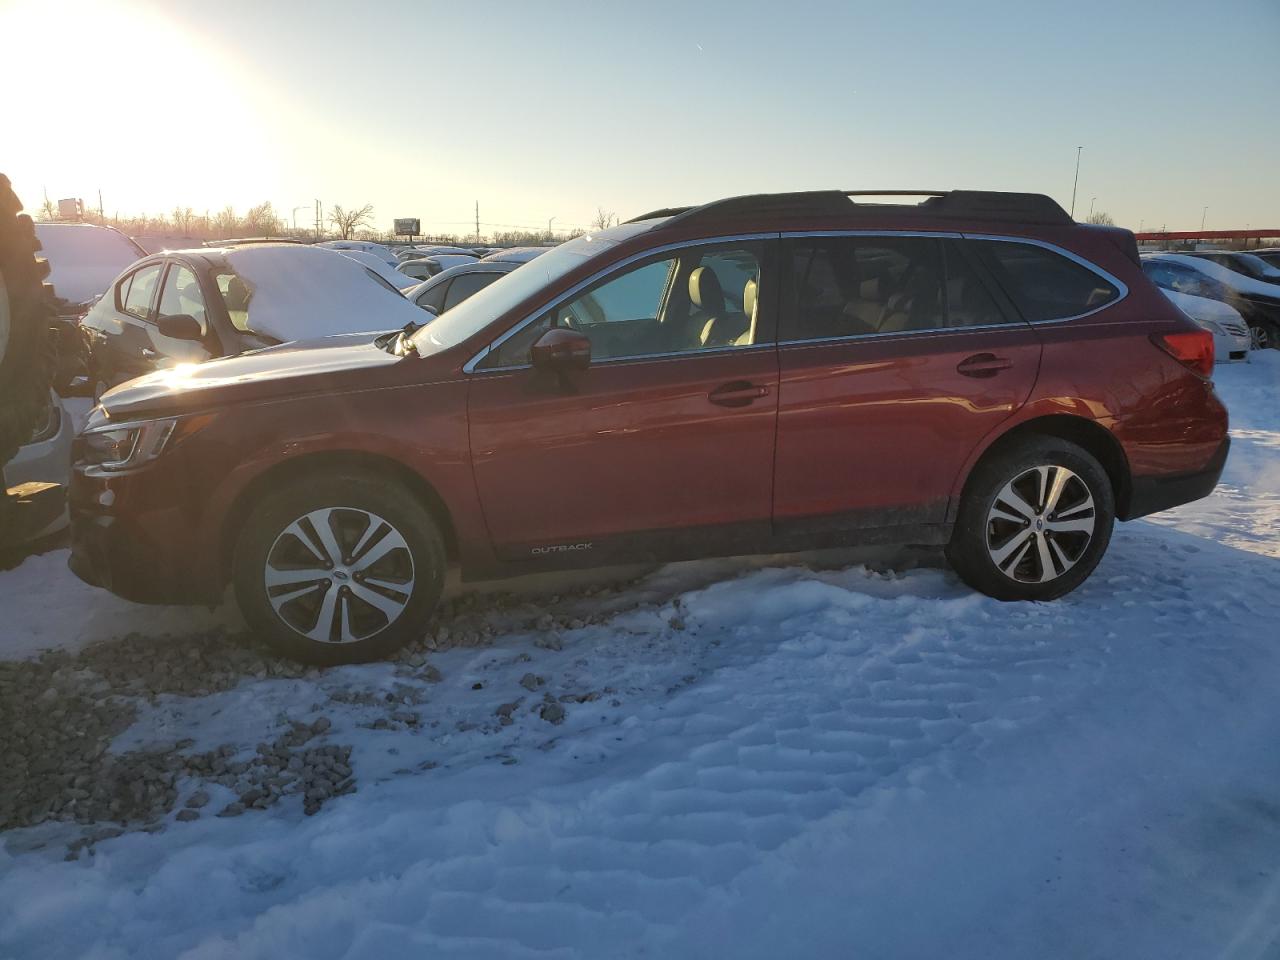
<box><xmin>2</xmin><ymin>0</ymin><xmax>281</xmax><ymax>215</ymax></box>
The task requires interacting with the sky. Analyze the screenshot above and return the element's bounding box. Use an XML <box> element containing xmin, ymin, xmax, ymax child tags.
<box><xmin>2</xmin><ymin>0</ymin><xmax>1278</xmax><ymax>236</ymax></box>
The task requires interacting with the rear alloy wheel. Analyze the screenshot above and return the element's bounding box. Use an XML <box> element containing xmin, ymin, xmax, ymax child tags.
<box><xmin>235</xmin><ymin>472</ymin><xmax>445</xmax><ymax>664</ymax></box>
<box><xmin>947</xmin><ymin>437</ymin><xmax>1115</xmax><ymax>601</ymax></box>
<box><xmin>1249</xmin><ymin>322</ymin><xmax>1275</xmax><ymax>351</ymax></box>
<box><xmin>985</xmin><ymin>465</ymin><xmax>1096</xmax><ymax>584</ymax></box>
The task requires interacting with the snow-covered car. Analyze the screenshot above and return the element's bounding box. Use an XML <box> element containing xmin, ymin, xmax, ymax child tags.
<box><xmin>1187</xmin><ymin>250</ymin><xmax>1280</xmax><ymax>285</ymax></box>
<box><xmin>33</xmin><ymin>222</ymin><xmax>147</xmax><ymax>390</ymax></box>
<box><xmin>395</xmin><ymin>244</ymin><xmax>476</xmax><ymax>262</ymax></box>
<box><xmin>2</xmin><ymin>390</ymin><xmax>72</xmax><ymax>540</ymax></box>
<box><xmin>81</xmin><ymin>243</ymin><xmax>423</xmax><ymax>391</ymax></box>
<box><xmin>1158</xmin><ymin>288</ymin><xmax>1250</xmax><ymax>362</ymax></box>
<box><xmin>316</xmin><ymin>239</ymin><xmax>398</xmax><ymax>266</ymax></box>
<box><xmin>406</xmin><ymin>247</ymin><xmax>550</xmax><ymax>314</ymax></box>
<box><xmin>396</xmin><ymin>253</ymin><xmax>479</xmax><ymax>282</ymax></box>
<box><xmin>1141</xmin><ymin>253</ymin><xmax>1280</xmax><ymax>350</ymax></box>
<box><xmin>335</xmin><ymin>249</ymin><xmax>420</xmax><ymax>291</ymax></box>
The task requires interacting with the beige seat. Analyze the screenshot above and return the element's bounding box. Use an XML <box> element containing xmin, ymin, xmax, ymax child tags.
<box><xmin>691</xmin><ymin>267</ymin><xmax>750</xmax><ymax>347</ymax></box>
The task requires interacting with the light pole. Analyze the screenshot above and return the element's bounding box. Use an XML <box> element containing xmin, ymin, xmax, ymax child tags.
<box><xmin>1088</xmin><ymin>196</ymin><xmax>1097</xmax><ymax>219</ymax></box>
<box><xmin>1201</xmin><ymin>206</ymin><xmax>1208</xmax><ymax>232</ymax></box>
<box><xmin>1070</xmin><ymin>146</ymin><xmax>1083</xmax><ymax>218</ymax></box>
<box><xmin>291</xmin><ymin>206</ymin><xmax>308</xmax><ymax>233</ymax></box>
<box><xmin>548</xmin><ymin>216</ymin><xmax>556</xmax><ymax>237</ymax></box>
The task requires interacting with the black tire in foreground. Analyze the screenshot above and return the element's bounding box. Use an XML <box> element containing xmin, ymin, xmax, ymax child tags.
<box><xmin>233</xmin><ymin>471</ymin><xmax>447</xmax><ymax>664</ymax></box>
<box><xmin>947</xmin><ymin>436</ymin><xmax>1115</xmax><ymax>602</ymax></box>
<box><xmin>0</xmin><ymin>174</ymin><xmax>55</xmax><ymax>472</ymax></box>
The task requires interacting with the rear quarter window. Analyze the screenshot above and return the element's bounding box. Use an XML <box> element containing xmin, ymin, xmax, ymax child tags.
<box><xmin>975</xmin><ymin>240</ymin><xmax>1119</xmax><ymax>321</ymax></box>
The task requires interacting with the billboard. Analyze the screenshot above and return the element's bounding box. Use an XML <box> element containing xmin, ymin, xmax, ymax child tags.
<box><xmin>394</xmin><ymin>218</ymin><xmax>420</xmax><ymax>236</ymax></box>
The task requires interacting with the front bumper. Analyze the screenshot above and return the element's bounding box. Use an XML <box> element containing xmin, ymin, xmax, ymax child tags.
<box><xmin>67</xmin><ymin>462</ymin><xmax>212</xmax><ymax>605</ymax></box>
<box><xmin>1124</xmin><ymin>435</ymin><xmax>1230</xmax><ymax>520</ymax></box>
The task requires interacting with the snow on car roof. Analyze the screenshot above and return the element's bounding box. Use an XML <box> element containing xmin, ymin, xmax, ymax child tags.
<box><xmin>33</xmin><ymin>222</ymin><xmax>146</xmax><ymax>304</ymax></box>
<box><xmin>1144</xmin><ymin>253</ymin><xmax>1280</xmax><ymax>297</ymax></box>
<box><xmin>223</xmin><ymin>245</ymin><xmax>426</xmax><ymax>341</ymax></box>
<box><xmin>335</xmin><ymin>249</ymin><xmax>420</xmax><ymax>290</ymax></box>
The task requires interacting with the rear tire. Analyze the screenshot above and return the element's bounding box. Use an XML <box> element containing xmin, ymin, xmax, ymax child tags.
<box><xmin>946</xmin><ymin>437</ymin><xmax>1115</xmax><ymax>601</ymax></box>
<box><xmin>233</xmin><ymin>470</ymin><xmax>446</xmax><ymax>665</ymax></box>
<box><xmin>1248</xmin><ymin>321</ymin><xmax>1277</xmax><ymax>352</ymax></box>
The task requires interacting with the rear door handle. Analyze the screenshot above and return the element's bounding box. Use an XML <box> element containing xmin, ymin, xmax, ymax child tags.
<box><xmin>708</xmin><ymin>380</ymin><xmax>770</xmax><ymax>407</ymax></box>
<box><xmin>142</xmin><ymin>347</ymin><xmax>160</xmax><ymax>360</ymax></box>
<box><xmin>956</xmin><ymin>353</ymin><xmax>1012</xmax><ymax>378</ymax></box>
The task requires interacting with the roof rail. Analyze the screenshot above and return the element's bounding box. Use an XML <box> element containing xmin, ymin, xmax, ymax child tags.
<box><xmin>634</xmin><ymin>190</ymin><xmax>1073</xmax><ymax>231</ymax></box>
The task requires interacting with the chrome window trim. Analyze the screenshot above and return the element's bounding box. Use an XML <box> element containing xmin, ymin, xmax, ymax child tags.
<box><xmin>463</xmin><ymin>232</ymin><xmax>778</xmax><ymax>374</ymax></box>
<box><xmin>777</xmin><ymin>320</ymin><xmax>1032</xmax><ymax>350</ymax></box>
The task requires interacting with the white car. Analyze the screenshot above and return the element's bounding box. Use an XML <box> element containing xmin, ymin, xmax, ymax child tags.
<box><xmin>1159</xmin><ymin>288</ymin><xmax>1250</xmax><ymax>362</ymax></box>
<box><xmin>396</xmin><ymin>253</ymin><xmax>479</xmax><ymax>282</ymax></box>
<box><xmin>317</xmin><ymin>239</ymin><xmax>398</xmax><ymax>267</ymax></box>
<box><xmin>336</xmin><ymin>249</ymin><xmax>419</xmax><ymax>291</ymax></box>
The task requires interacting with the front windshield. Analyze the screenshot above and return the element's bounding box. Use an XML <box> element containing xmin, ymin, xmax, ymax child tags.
<box><xmin>409</xmin><ymin>234</ymin><xmax>613</xmax><ymax>356</ymax></box>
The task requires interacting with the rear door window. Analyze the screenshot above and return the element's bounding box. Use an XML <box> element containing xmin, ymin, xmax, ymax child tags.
<box><xmin>157</xmin><ymin>264</ymin><xmax>208</xmax><ymax>333</ymax></box>
<box><xmin>442</xmin><ymin>271</ymin><xmax>500</xmax><ymax>311</ymax></box>
<box><xmin>121</xmin><ymin>263</ymin><xmax>162</xmax><ymax>321</ymax></box>
<box><xmin>783</xmin><ymin>236</ymin><xmax>945</xmax><ymax>340</ymax></box>
<box><xmin>974</xmin><ymin>240</ymin><xmax>1119</xmax><ymax>321</ymax></box>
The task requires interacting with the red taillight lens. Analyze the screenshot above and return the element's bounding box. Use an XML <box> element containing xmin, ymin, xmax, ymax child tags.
<box><xmin>1151</xmin><ymin>330</ymin><xmax>1214</xmax><ymax>378</ymax></box>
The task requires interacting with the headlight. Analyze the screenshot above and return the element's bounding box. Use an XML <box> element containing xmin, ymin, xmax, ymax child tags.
<box><xmin>1193</xmin><ymin>317</ymin><xmax>1225</xmax><ymax>336</ymax></box>
<box><xmin>82</xmin><ymin>418</ymin><xmax>178</xmax><ymax>471</ymax></box>
<box><xmin>79</xmin><ymin>414</ymin><xmax>213</xmax><ymax>473</ymax></box>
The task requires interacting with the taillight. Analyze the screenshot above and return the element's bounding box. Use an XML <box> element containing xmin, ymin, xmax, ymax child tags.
<box><xmin>1151</xmin><ymin>330</ymin><xmax>1214</xmax><ymax>378</ymax></box>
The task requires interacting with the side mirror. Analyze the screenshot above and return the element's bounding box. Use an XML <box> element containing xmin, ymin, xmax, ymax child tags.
<box><xmin>157</xmin><ymin>314</ymin><xmax>203</xmax><ymax>340</ymax></box>
<box><xmin>531</xmin><ymin>327</ymin><xmax>591</xmax><ymax>373</ymax></box>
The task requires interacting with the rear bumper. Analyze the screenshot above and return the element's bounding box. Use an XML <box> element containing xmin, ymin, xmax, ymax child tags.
<box><xmin>1124</xmin><ymin>435</ymin><xmax>1230</xmax><ymax>520</ymax></box>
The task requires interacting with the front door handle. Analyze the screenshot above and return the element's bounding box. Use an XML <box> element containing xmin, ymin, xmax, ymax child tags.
<box><xmin>708</xmin><ymin>380</ymin><xmax>770</xmax><ymax>407</ymax></box>
<box><xmin>142</xmin><ymin>347</ymin><xmax>160</xmax><ymax>360</ymax></box>
<box><xmin>956</xmin><ymin>353</ymin><xmax>1012</xmax><ymax>378</ymax></box>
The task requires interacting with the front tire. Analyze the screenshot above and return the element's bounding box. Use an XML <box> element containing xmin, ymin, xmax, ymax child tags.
<box><xmin>233</xmin><ymin>471</ymin><xmax>446</xmax><ymax>664</ymax></box>
<box><xmin>946</xmin><ymin>437</ymin><xmax>1115</xmax><ymax>601</ymax></box>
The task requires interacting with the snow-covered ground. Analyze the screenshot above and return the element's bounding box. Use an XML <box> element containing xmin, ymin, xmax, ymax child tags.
<box><xmin>2</xmin><ymin>356</ymin><xmax>1280</xmax><ymax>959</ymax></box>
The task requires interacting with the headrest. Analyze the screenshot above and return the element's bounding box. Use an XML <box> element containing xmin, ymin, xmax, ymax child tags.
<box><xmin>223</xmin><ymin>276</ymin><xmax>250</xmax><ymax>310</ymax></box>
<box><xmin>743</xmin><ymin>277</ymin><xmax>758</xmax><ymax>317</ymax></box>
<box><xmin>689</xmin><ymin>267</ymin><xmax>724</xmax><ymax>311</ymax></box>
<box><xmin>859</xmin><ymin>277</ymin><xmax>880</xmax><ymax>300</ymax></box>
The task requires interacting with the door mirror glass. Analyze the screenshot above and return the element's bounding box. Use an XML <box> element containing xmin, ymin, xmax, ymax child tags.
<box><xmin>157</xmin><ymin>314</ymin><xmax>203</xmax><ymax>340</ymax></box>
<box><xmin>530</xmin><ymin>327</ymin><xmax>591</xmax><ymax>373</ymax></box>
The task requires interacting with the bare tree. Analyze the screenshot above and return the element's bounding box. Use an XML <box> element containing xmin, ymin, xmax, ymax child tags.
<box><xmin>1086</xmin><ymin>211</ymin><xmax>1115</xmax><ymax>226</ymax></box>
<box><xmin>243</xmin><ymin>201</ymin><xmax>278</xmax><ymax>235</ymax></box>
<box><xmin>591</xmin><ymin>207</ymin><xmax>617</xmax><ymax>231</ymax></box>
<box><xmin>38</xmin><ymin>198</ymin><xmax>57</xmax><ymax>221</ymax></box>
<box><xmin>328</xmin><ymin>203</ymin><xmax>375</xmax><ymax>240</ymax></box>
<box><xmin>171</xmin><ymin>206</ymin><xmax>196</xmax><ymax>234</ymax></box>
<box><xmin>213</xmin><ymin>205</ymin><xmax>239</xmax><ymax>238</ymax></box>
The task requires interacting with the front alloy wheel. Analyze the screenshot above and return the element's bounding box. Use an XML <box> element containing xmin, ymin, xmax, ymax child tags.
<box><xmin>235</xmin><ymin>471</ymin><xmax>446</xmax><ymax>664</ymax></box>
<box><xmin>265</xmin><ymin>507</ymin><xmax>416</xmax><ymax>645</ymax></box>
<box><xmin>1249</xmin><ymin>323</ymin><xmax>1271</xmax><ymax>351</ymax></box>
<box><xmin>985</xmin><ymin>465</ymin><xmax>1096</xmax><ymax>584</ymax></box>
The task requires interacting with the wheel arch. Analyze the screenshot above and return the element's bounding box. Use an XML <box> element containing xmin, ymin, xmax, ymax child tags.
<box><xmin>954</xmin><ymin>414</ymin><xmax>1133</xmax><ymax>519</ymax></box>
<box><xmin>217</xmin><ymin>449</ymin><xmax>459</xmax><ymax>587</ymax></box>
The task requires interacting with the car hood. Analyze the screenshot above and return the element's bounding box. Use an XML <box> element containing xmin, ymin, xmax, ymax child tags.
<box><xmin>1161</xmin><ymin>288</ymin><xmax>1244</xmax><ymax>324</ymax></box>
<box><xmin>98</xmin><ymin>333</ymin><xmax>404</xmax><ymax>420</ymax></box>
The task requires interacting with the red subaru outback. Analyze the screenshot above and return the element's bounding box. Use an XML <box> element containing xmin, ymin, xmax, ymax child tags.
<box><xmin>69</xmin><ymin>191</ymin><xmax>1228</xmax><ymax>663</ymax></box>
